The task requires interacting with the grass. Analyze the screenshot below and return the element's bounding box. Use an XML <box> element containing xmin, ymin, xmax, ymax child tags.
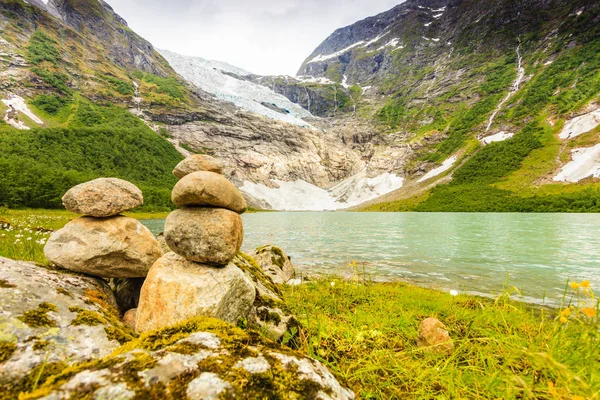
<box><xmin>283</xmin><ymin>275</ymin><xmax>599</xmax><ymax>399</ymax></box>
<box><xmin>0</xmin><ymin>208</ymin><xmax>168</xmax><ymax>264</ymax></box>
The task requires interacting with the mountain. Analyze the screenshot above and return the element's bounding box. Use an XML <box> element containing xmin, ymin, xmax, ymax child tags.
<box><xmin>264</xmin><ymin>0</ymin><xmax>600</xmax><ymax>212</ymax></box>
<box><xmin>2</xmin><ymin>0</ymin><xmax>600</xmax><ymax>212</ymax></box>
<box><xmin>0</xmin><ymin>0</ymin><xmax>407</xmax><ymax>211</ymax></box>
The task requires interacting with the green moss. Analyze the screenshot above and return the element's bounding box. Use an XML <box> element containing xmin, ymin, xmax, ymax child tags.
<box><xmin>69</xmin><ymin>307</ymin><xmax>105</xmax><ymax>326</ymax></box>
<box><xmin>0</xmin><ymin>340</ymin><xmax>17</xmax><ymax>363</ymax></box>
<box><xmin>234</xmin><ymin>253</ymin><xmax>282</xmax><ymax>297</ymax></box>
<box><xmin>1</xmin><ymin>361</ymin><xmax>68</xmax><ymax>400</ymax></box>
<box><xmin>0</xmin><ymin>279</ymin><xmax>16</xmax><ymax>288</ymax></box>
<box><xmin>56</xmin><ymin>287</ymin><xmax>72</xmax><ymax>298</ymax></box>
<box><xmin>17</xmin><ymin>302</ymin><xmax>58</xmax><ymax>328</ymax></box>
<box><xmin>32</xmin><ymin>339</ymin><xmax>49</xmax><ymax>351</ymax></box>
<box><xmin>104</xmin><ymin>326</ymin><xmax>134</xmax><ymax>345</ymax></box>
<box><xmin>256</xmin><ymin>245</ymin><xmax>287</xmax><ymax>268</ymax></box>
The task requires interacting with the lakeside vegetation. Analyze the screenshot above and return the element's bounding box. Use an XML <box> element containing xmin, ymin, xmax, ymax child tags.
<box><xmin>2</xmin><ymin>209</ymin><xmax>598</xmax><ymax>399</ymax></box>
<box><xmin>284</xmin><ymin>276</ymin><xmax>599</xmax><ymax>399</ymax></box>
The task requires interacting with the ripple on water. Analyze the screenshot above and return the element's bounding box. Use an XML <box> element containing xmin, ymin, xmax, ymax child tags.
<box><xmin>141</xmin><ymin>212</ymin><xmax>600</xmax><ymax>306</ymax></box>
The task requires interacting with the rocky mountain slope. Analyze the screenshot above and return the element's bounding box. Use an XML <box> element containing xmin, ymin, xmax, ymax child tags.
<box><xmin>269</xmin><ymin>0</ymin><xmax>600</xmax><ymax>211</ymax></box>
<box><xmin>0</xmin><ymin>0</ymin><xmax>407</xmax><ymax>211</ymax></box>
<box><xmin>1</xmin><ymin>0</ymin><xmax>600</xmax><ymax>211</ymax></box>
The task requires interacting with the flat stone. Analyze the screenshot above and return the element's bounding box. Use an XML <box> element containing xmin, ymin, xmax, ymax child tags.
<box><xmin>62</xmin><ymin>178</ymin><xmax>143</xmax><ymax>217</ymax></box>
<box><xmin>44</xmin><ymin>216</ymin><xmax>162</xmax><ymax>278</ymax></box>
<box><xmin>164</xmin><ymin>208</ymin><xmax>243</xmax><ymax>265</ymax></box>
<box><xmin>135</xmin><ymin>252</ymin><xmax>256</xmax><ymax>332</ymax></box>
<box><xmin>172</xmin><ymin>171</ymin><xmax>247</xmax><ymax>213</ymax></box>
<box><xmin>173</xmin><ymin>154</ymin><xmax>224</xmax><ymax>179</ymax></box>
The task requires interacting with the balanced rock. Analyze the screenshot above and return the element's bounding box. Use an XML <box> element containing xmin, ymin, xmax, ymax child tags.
<box><xmin>164</xmin><ymin>207</ymin><xmax>243</xmax><ymax>265</ymax></box>
<box><xmin>173</xmin><ymin>154</ymin><xmax>224</xmax><ymax>179</ymax></box>
<box><xmin>28</xmin><ymin>317</ymin><xmax>355</xmax><ymax>400</ymax></box>
<box><xmin>62</xmin><ymin>178</ymin><xmax>143</xmax><ymax>217</ymax></box>
<box><xmin>250</xmin><ymin>245</ymin><xmax>294</xmax><ymax>284</ymax></box>
<box><xmin>172</xmin><ymin>171</ymin><xmax>248</xmax><ymax>213</ymax></box>
<box><xmin>0</xmin><ymin>257</ymin><xmax>132</xmax><ymax>386</ymax></box>
<box><xmin>135</xmin><ymin>252</ymin><xmax>255</xmax><ymax>332</ymax></box>
<box><xmin>417</xmin><ymin>317</ymin><xmax>454</xmax><ymax>355</ymax></box>
<box><xmin>44</xmin><ymin>216</ymin><xmax>162</xmax><ymax>278</ymax></box>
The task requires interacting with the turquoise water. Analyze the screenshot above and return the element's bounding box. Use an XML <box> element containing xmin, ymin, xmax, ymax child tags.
<box><xmin>141</xmin><ymin>212</ymin><xmax>600</xmax><ymax>304</ymax></box>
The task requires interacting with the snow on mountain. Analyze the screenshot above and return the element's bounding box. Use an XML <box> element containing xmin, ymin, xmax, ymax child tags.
<box><xmin>159</xmin><ymin>49</ymin><xmax>315</xmax><ymax>127</ymax></box>
<box><xmin>240</xmin><ymin>171</ymin><xmax>404</xmax><ymax>211</ymax></box>
<box><xmin>417</xmin><ymin>156</ymin><xmax>457</xmax><ymax>183</ymax></box>
<box><xmin>553</xmin><ymin>145</ymin><xmax>600</xmax><ymax>183</ymax></box>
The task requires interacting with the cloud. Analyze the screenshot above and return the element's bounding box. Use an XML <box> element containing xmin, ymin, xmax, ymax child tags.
<box><xmin>107</xmin><ymin>0</ymin><xmax>403</xmax><ymax>76</ymax></box>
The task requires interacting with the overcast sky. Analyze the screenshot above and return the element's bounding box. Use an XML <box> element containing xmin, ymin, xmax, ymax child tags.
<box><xmin>107</xmin><ymin>0</ymin><xmax>403</xmax><ymax>76</ymax></box>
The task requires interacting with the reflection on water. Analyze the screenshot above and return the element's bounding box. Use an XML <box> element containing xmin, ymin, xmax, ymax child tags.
<box><xmin>141</xmin><ymin>212</ymin><xmax>600</xmax><ymax>305</ymax></box>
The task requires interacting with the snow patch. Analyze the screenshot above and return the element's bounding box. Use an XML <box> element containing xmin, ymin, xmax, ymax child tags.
<box><xmin>240</xmin><ymin>171</ymin><xmax>404</xmax><ymax>211</ymax></box>
<box><xmin>481</xmin><ymin>131</ymin><xmax>514</xmax><ymax>145</ymax></box>
<box><xmin>417</xmin><ymin>156</ymin><xmax>457</xmax><ymax>183</ymax></box>
<box><xmin>296</xmin><ymin>76</ymin><xmax>335</xmax><ymax>85</ymax></box>
<box><xmin>2</xmin><ymin>94</ymin><xmax>43</xmax><ymax>130</ymax></box>
<box><xmin>431</xmin><ymin>38</ymin><xmax>441</xmax><ymax>42</ymax></box>
<box><xmin>377</xmin><ymin>38</ymin><xmax>401</xmax><ymax>51</ymax></box>
<box><xmin>160</xmin><ymin>49</ymin><xmax>314</xmax><ymax>127</ymax></box>
<box><xmin>553</xmin><ymin>144</ymin><xmax>600</xmax><ymax>183</ymax></box>
<box><xmin>433</xmin><ymin>13</ymin><xmax>444</xmax><ymax>19</ymax></box>
<box><xmin>341</xmin><ymin>75</ymin><xmax>350</xmax><ymax>89</ymax></box>
<box><xmin>424</xmin><ymin>22</ymin><xmax>432</xmax><ymax>27</ymax></box>
<box><xmin>361</xmin><ymin>32</ymin><xmax>389</xmax><ymax>48</ymax></box>
<box><xmin>307</xmin><ymin>41</ymin><xmax>366</xmax><ymax>64</ymax></box>
<box><xmin>559</xmin><ymin>109</ymin><xmax>600</xmax><ymax>139</ymax></box>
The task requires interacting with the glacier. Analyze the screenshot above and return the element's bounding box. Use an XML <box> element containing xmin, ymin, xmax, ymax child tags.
<box><xmin>240</xmin><ymin>171</ymin><xmax>404</xmax><ymax>211</ymax></box>
<box><xmin>159</xmin><ymin>49</ymin><xmax>315</xmax><ymax>127</ymax></box>
<box><xmin>553</xmin><ymin>144</ymin><xmax>600</xmax><ymax>183</ymax></box>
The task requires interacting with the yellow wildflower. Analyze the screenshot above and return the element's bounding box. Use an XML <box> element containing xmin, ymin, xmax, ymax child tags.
<box><xmin>570</xmin><ymin>282</ymin><xmax>580</xmax><ymax>290</ymax></box>
<box><xmin>572</xmin><ymin>396</ymin><xmax>585</xmax><ymax>400</ymax></box>
<box><xmin>580</xmin><ymin>280</ymin><xmax>590</xmax><ymax>288</ymax></box>
<box><xmin>560</xmin><ymin>308</ymin><xmax>571</xmax><ymax>317</ymax></box>
<box><xmin>560</xmin><ymin>316</ymin><xmax>568</xmax><ymax>323</ymax></box>
<box><xmin>581</xmin><ymin>307</ymin><xmax>597</xmax><ymax>318</ymax></box>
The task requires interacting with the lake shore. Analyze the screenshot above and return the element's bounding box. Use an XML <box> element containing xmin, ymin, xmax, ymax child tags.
<box><xmin>1</xmin><ymin>208</ymin><xmax>598</xmax><ymax>398</ymax></box>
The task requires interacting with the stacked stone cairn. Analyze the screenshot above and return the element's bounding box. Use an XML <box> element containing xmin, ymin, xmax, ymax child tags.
<box><xmin>135</xmin><ymin>155</ymin><xmax>257</xmax><ymax>333</ymax></box>
<box><xmin>44</xmin><ymin>178</ymin><xmax>162</xmax><ymax>279</ymax></box>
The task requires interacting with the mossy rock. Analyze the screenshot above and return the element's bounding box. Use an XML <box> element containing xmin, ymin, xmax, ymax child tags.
<box><xmin>233</xmin><ymin>253</ymin><xmax>301</xmax><ymax>344</ymax></box>
<box><xmin>22</xmin><ymin>316</ymin><xmax>355</xmax><ymax>400</ymax></box>
<box><xmin>0</xmin><ymin>256</ymin><xmax>135</xmax><ymax>396</ymax></box>
<box><xmin>251</xmin><ymin>245</ymin><xmax>295</xmax><ymax>285</ymax></box>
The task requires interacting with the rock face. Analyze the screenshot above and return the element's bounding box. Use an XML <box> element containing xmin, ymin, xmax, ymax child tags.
<box><xmin>135</xmin><ymin>252</ymin><xmax>255</xmax><ymax>333</ymax></box>
<box><xmin>417</xmin><ymin>317</ymin><xmax>454</xmax><ymax>355</ymax></box>
<box><xmin>173</xmin><ymin>154</ymin><xmax>224</xmax><ymax>179</ymax></box>
<box><xmin>44</xmin><ymin>216</ymin><xmax>162</xmax><ymax>278</ymax></box>
<box><xmin>250</xmin><ymin>245</ymin><xmax>295</xmax><ymax>284</ymax></box>
<box><xmin>172</xmin><ymin>171</ymin><xmax>248</xmax><ymax>213</ymax></box>
<box><xmin>0</xmin><ymin>257</ymin><xmax>133</xmax><ymax>385</ymax></box>
<box><xmin>61</xmin><ymin>178</ymin><xmax>144</xmax><ymax>217</ymax></box>
<box><xmin>164</xmin><ymin>208</ymin><xmax>243</xmax><ymax>265</ymax></box>
<box><xmin>24</xmin><ymin>317</ymin><xmax>355</xmax><ymax>400</ymax></box>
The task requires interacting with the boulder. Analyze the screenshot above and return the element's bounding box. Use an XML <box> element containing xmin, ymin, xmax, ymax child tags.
<box><xmin>173</xmin><ymin>154</ymin><xmax>224</xmax><ymax>179</ymax></box>
<box><xmin>122</xmin><ymin>309</ymin><xmax>137</xmax><ymax>331</ymax></box>
<box><xmin>233</xmin><ymin>253</ymin><xmax>299</xmax><ymax>343</ymax></box>
<box><xmin>0</xmin><ymin>257</ymin><xmax>134</xmax><ymax>390</ymax></box>
<box><xmin>172</xmin><ymin>171</ymin><xmax>248</xmax><ymax>214</ymax></box>
<box><xmin>164</xmin><ymin>208</ymin><xmax>243</xmax><ymax>265</ymax></box>
<box><xmin>135</xmin><ymin>252</ymin><xmax>255</xmax><ymax>333</ymax></box>
<box><xmin>109</xmin><ymin>278</ymin><xmax>145</xmax><ymax>313</ymax></box>
<box><xmin>417</xmin><ymin>317</ymin><xmax>454</xmax><ymax>355</ymax></box>
<box><xmin>22</xmin><ymin>317</ymin><xmax>355</xmax><ymax>400</ymax></box>
<box><xmin>250</xmin><ymin>245</ymin><xmax>294</xmax><ymax>284</ymax></box>
<box><xmin>44</xmin><ymin>216</ymin><xmax>162</xmax><ymax>278</ymax></box>
<box><xmin>62</xmin><ymin>178</ymin><xmax>143</xmax><ymax>217</ymax></box>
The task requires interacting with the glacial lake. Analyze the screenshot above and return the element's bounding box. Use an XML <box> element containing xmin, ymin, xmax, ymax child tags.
<box><xmin>141</xmin><ymin>212</ymin><xmax>600</xmax><ymax>305</ymax></box>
